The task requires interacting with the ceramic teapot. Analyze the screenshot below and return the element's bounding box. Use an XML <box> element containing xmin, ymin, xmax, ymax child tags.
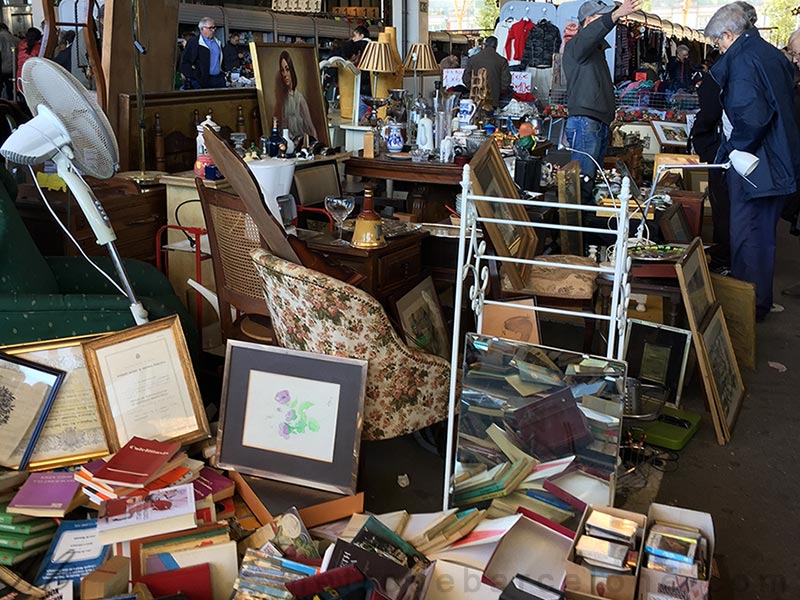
<box><xmin>382</xmin><ymin>122</ymin><xmax>404</xmax><ymax>153</ymax></box>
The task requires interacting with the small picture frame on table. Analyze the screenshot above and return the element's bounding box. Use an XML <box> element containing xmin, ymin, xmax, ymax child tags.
<box><xmin>216</xmin><ymin>341</ymin><xmax>367</xmax><ymax>495</ymax></box>
<box><xmin>0</xmin><ymin>351</ymin><xmax>66</xmax><ymax>470</ymax></box>
<box><xmin>82</xmin><ymin>316</ymin><xmax>210</xmax><ymax>453</ymax></box>
<box><xmin>651</xmin><ymin>121</ymin><xmax>690</xmax><ymax>148</ymax></box>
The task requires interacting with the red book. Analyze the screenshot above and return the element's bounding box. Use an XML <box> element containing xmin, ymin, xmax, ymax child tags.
<box><xmin>192</xmin><ymin>468</ymin><xmax>234</xmax><ymax>502</ymax></box>
<box><xmin>94</xmin><ymin>437</ymin><xmax>180</xmax><ymax>489</ymax></box>
<box><xmin>136</xmin><ymin>563</ymin><xmax>212</xmax><ymax>600</ymax></box>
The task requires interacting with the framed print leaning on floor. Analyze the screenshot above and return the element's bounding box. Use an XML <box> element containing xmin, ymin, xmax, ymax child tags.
<box><xmin>216</xmin><ymin>341</ymin><xmax>367</xmax><ymax>495</ymax></box>
<box><xmin>1</xmin><ymin>334</ymin><xmax>109</xmax><ymax>471</ymax></box>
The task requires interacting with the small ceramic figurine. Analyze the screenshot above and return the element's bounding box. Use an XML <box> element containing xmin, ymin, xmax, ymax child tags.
<box><xmin>439</xmin><ymin>136</ymin><xmax>454</xmax><ymax>163</ymax></box>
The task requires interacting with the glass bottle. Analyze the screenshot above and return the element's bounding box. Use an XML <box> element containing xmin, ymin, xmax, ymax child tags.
<box><xmin>351</xmin><ymin>188</ymin><xmax>386</xmax><ymax>248</ymax></box>
<box><xmin>267</xmin><ymin>117</ymin><xmax>286</xmax><ymax>158</ymax></box>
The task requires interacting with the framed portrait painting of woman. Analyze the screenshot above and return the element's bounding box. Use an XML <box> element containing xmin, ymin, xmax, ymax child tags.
<box><xmin>251</xmin><ymin>42</ymin><xmax>330</xmax><ymax>146</ymax></box>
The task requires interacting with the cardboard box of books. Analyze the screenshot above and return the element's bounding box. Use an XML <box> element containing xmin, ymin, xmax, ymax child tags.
<box><xmin>564</xmin><ymin>505</ymin><xmax>647</xmax><ymax>600</ymax></box>
<box><xmin>637</xmin><ymin>503</ymin><xmax>715</xmax><ymax>600</ymax></box>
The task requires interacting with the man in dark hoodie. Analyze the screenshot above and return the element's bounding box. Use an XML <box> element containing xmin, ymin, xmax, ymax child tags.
<box><xmin>563</xmin><ymin>0</ymin><xmax>641</xmax><ymax>203</ymax></box>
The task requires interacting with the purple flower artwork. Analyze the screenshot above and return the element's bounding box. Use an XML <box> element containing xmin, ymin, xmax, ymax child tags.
<box><xmin>273</xmin><ymin>389</ymin><xmax>319</xmax><ymax>439</ymax></box>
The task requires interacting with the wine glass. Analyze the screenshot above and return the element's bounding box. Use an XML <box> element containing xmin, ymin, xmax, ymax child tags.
<box><xmin>324</xmin><ymin>196</ymin><xmax>355</xmax><ymax>246</ymax></box>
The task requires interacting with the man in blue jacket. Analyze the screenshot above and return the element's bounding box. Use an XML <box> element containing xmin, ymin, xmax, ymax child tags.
<box><xmin>180</xmin><ymin>17</ymin><xmax>225</xmax><ymax>89</ymax></box>
<box><xmin>707</xmin><ymin>3</ymin><xmax>800</xmax><ymax>319</ymax></box>
<box><xmin>563</xmin><ymin>0</ymin><xmax>641</xmax><ymax>203</ymax></box>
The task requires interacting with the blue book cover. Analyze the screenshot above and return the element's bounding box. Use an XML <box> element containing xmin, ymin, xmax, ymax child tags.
<box><xmin>34</xmin><ymin>519</ymin><xmax>111</xmax><ymax>589</ymax></box>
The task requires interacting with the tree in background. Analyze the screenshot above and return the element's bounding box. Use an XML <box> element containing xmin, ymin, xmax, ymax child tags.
<box><xmin>453</xmin><ymin>0</ymin><xmax>472</xmax><ymax>29</ymax></box>
<box><xmin>764</xmin><ymin>0</ymin><xmax>798</xmax><ymax>46</ymax></box>
<box><xmin>477</xmin><ymin>0</ymin><xmax>500</xmax><ymax>32</ymax></box>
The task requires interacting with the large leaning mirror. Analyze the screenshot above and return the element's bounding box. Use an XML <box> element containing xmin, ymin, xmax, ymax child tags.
<box><xmin>450</xmin><ymin>334</ymin><xmax>626</xmax><ymax>524</ymax></box>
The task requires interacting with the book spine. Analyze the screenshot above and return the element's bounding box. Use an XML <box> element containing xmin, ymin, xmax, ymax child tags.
<box><xmin>645</xmin><ymin>545</ymin><xmax>695</xmax><ymax>565</ymax></box>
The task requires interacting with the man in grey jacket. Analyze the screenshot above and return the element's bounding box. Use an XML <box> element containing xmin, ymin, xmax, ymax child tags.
<box><xmin>0</xmin><ymin>24</ymin><xmax>16</xmax><ymax>100</ymax></box>
<box><xmin>563</xmin><ymin>0</ymin><xmax>641</xmax><ymax>202</ymax></box>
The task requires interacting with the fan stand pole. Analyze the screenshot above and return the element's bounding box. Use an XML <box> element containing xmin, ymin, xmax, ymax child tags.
<box><xmin>118</xmin><ymin>0</ymin><xmax>165</xmax><ymax>184</ymax></box>
<box><xmin>52</xmin><ymin>153</ymin><xmax>149</xmax><ymax>325</ymax></box>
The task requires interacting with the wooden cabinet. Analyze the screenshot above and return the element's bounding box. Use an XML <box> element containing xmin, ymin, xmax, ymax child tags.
<box><xmin>307</xmin><ymin>232</ymin><xmax>427</xmax><ymax>301</ymax></box>
<box><xmin>15</xmin><ymin>176</ymin><xmax>166</xmax><ymax>264</ymax></box>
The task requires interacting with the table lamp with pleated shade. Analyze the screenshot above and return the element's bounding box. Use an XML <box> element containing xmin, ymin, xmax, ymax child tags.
<box><xmin>402</xmin><ymin>43</ymin><xmax>440</xmax><ymax>99</ymax></box>
<box><xmin>359</xmin><ymin>41</ymin><xmax>398</xmax><ymax>98</ymax></box>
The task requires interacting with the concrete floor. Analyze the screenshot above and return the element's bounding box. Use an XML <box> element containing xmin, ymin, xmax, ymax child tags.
<box><xmin>654</xmin><ymin>225</ymin><xmax>800</xmax><ymax>600</ymax></box>
<box><xmin>359</xmin><ymin>225</ymin><xmax>800</xmax><ymax>600</ymax></box>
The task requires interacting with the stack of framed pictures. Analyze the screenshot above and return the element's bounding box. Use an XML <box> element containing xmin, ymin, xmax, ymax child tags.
<box><xmin>0</xmin><ymin>315</ymin><xmax>212</xmax><ymax>470</ymax></box>
<box><xmin>674</xmin><ymin>239</ymin><xmax>744</xmax><ymax>444</ymax></box>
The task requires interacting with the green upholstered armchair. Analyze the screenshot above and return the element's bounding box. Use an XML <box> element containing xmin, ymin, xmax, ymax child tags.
<box><xmin>0</xmin><ymin>168</ymin><xmax>197</xmax><ymax>350</ymax></box>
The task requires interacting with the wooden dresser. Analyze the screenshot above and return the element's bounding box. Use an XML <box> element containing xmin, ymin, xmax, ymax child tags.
<box><xmin>15</xmin><ymin>176</ymin><xmax>167</xmax><ymax>264</ymax></box>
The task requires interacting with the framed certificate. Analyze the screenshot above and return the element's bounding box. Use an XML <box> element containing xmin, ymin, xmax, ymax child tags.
<box><xmin>82</xmin><ymin>316</ymin><xmax>210</xmax><ymax>452</ymax></box>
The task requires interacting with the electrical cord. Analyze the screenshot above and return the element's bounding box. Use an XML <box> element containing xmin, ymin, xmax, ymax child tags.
<box><xmin>174</xmin><ymin>199</ymin><xmax>201</xmax><ymax>246</ymax></box>
<box><xmin>28</xmin><ymin>164</ymin><xmax>126</xmax><ymax>296</ymax></box>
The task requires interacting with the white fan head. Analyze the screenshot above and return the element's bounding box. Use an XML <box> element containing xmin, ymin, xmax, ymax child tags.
<box><xmin>1</xmin><ymin>58</ymin><xmax>119</xmax><ymax>178</ymax></box>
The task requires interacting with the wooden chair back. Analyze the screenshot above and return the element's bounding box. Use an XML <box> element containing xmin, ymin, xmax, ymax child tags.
<box><xmin>196</xmin><ymin>179</ymin><xmax>270</xmax><ymax>340</ymax></box>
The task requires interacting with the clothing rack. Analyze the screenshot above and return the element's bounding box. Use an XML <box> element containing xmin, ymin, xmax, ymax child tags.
<box><xmin>442</xmin><ymin>163</ymin><xmax>634</xmax><ymax>508</ymax></box>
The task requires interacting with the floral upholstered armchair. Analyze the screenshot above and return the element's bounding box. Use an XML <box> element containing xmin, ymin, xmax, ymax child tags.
<box><xmin>251</xmin><ymin>248</ymin><xmax>450</xmax><ymax>441</ymax></box>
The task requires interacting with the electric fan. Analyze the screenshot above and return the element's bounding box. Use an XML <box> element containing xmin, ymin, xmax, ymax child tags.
<box><xmin>1</xmin><ymin>58</ymin><xmax>148</xmax><ymax>324</ymax></box>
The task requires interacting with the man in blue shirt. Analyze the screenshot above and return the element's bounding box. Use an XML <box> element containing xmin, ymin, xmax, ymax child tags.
<box><xmin>180</xmin><ymin>17</ymin><xmax>225</xmax><ymax>89</ymax></box>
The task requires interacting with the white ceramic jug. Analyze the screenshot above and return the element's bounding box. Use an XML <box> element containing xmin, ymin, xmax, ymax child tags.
<box><xmin>417</xmin><ymin>116</ymin><xmax>434</xmax><ymax>152</ymax></box>
<box><xmin>458</xmin><ymin>99</ymin><xmax>477</xmax><ymax>128</ymax></box>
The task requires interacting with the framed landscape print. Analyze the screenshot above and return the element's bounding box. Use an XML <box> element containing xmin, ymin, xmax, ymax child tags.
<box><xmin>470</xmin><ymin>140</ymin><xmax>537</xmax><ymax>290</ymax></box>
<box><xmin>394</xmin><ymin>276</ymin><xmax>450</xmax><ymax>359</ymax></box>
<box><xmin>82</xmin><ymin>316</ymin><xmax>210</xmax><ymax>452</ymax></box>
<box><xmin>697</xmin><ymin>303</ymin><xmax>744</xmax><ymax>442</ymax></box>
<box><xmin>674</xmin><ymin>238</ymin><xmax>715</xmax><ymax>333</ymax></box>
<box><xmin>659</xmin><ymin>203</ymin><xmax>692</xmax><ymax>244</ymax></box>
<box><xmin>250</xmin><ymin>42</ymin><xmax>330</xmax><ymax>145</ymax></box>
<box><xmin>1</xmin><ymin>335</ymin><xmax>110</xmax><ymax>470</ymax></box>
<box><xmin>217</xmin><ymin>341</ymin><xmax>367</xmax><ymax>495</ymax></box>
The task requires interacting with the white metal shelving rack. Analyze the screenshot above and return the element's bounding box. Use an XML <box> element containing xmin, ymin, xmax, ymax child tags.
<box><xmin>442</xmin><ymin>164</ymin><xmax>634</xmax><ymax>508</ymax></box>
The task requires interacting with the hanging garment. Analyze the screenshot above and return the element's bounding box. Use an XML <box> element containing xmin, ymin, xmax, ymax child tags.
<box><xmin>521</xmin><ymin>19</ymin><xmax>561</xmax><ymax>68</ymax></box>
<box><xmin>506</xmin><ymin>19</ymin><xmax>534</xmax><ymax>62</ymax></box>
<box><xmin>495</xmin><ymin>19</ymin><xmax>514</xmax><ymax>60</ymax></box>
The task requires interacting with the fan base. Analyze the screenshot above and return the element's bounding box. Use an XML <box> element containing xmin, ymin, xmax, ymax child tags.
<box><xmin>117</xmin><ymin>170</ymin><xmax>168</xmax><ymax>185</ymax></box>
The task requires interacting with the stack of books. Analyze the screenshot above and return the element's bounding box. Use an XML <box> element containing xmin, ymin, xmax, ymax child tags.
<box><xmin>0</xmin><ymin>502</ymin><xmax>56</xmax><ymax>566</ymax></box>
<box><xmin>76</xmin><ymin>438</ymin><xmax>207</xmax><ymax>505</ymax></box>
<box><xmin>643</xmin><ymin>522</ymin><xmax>708</xmax><ymax>579</ymax></box>
<box><xmin>573</xmin><ymin>510</ymin><xmax>642</xmax><ymax>591</ymax></box>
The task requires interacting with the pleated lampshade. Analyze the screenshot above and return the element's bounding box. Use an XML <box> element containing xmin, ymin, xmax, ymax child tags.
<box><xmin>359</xmin><ymin>41</ymin><xmax>398</xmax><ymax>73</ymax></box>
<box><xmin>402</xmin><ymin>43</ymin><xmax>440</xmax><ymax>73</ymax></box>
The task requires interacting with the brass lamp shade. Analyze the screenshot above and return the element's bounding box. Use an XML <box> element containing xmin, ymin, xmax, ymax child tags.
<box><xmin>359</xmin><ymin>41</ymin><xmax>399</xmax><ymax>73</ymax></box>
<box><xmin>403</xmin><ymin>43</ymin><xmax>440</xmax><ymax>73</ymax></box>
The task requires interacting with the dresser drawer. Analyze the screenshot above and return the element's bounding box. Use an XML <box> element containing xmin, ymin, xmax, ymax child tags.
<box><xmin>377</xmin><ymin>244</ymin><xmax>422</xmax><ymax>289</ymax></box>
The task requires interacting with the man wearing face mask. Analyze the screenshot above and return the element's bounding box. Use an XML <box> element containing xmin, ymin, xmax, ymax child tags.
<box><xmin>706</xmin><ymin>2</ymin><xmax>800</xmax><ymax>320</ymax></box>
<box><xmin>563</xmin><ymin>0</ymin><xmax>642</xmax><ymax>204</ymax></box>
